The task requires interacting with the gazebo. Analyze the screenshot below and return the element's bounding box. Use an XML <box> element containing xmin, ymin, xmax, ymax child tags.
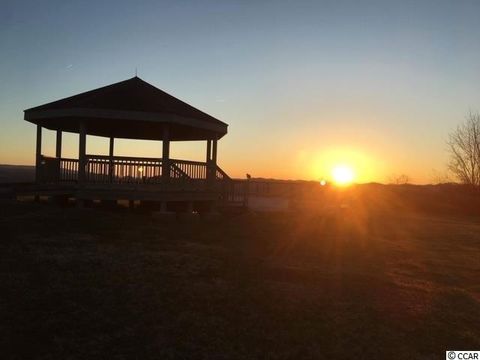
<box><xmin>24</xmin><ymin>77</ymin><xmax>233</xmax><ymax>212</ymax></box>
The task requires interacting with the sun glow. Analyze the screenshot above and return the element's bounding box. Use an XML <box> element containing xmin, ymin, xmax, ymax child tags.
<box><xmin>332</xmin><ymin>165</ymin><xmax>355</xmax><ymax>186</ymax></box>
<box><xmin>305</xmin><ymin>146</ymin><xmax>380</xmax><ymax>184</ymax></box>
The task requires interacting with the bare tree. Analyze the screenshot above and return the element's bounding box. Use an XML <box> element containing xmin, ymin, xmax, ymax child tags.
<box><xmin>388</xmin><ymin>173</ymin><xmax>411</xmax><ymax>185</ymax></box>
<box><xmin>430</xmin><ymin>169</ymin><xmax>452</xmax><ymax>184</ymax></box>
<box><xmin>447</xmin><ymin>112</ymin><xmax>480</xmax><ymax>187</ymax></box>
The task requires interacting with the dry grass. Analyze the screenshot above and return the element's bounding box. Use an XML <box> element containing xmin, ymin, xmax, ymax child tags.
<box><xmin>1</xmin><ymin>191</ymin><xmax>480</xmax><ymax>359</ymax></box>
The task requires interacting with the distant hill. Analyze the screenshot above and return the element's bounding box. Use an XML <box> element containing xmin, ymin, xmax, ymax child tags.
<box><xmin>0</xmin><ymin>165</ymin><xmax>35</xmax><ymax>184</ymax></box>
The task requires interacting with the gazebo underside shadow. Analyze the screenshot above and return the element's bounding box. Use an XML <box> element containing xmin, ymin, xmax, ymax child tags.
<box><xmin>24</xmin><ymin>77</ymin><xmax>246</xmax><ymax>213</ymax></box>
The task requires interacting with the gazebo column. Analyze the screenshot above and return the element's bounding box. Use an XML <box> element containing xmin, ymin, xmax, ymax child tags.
<box><xmin>109</xmin><ymin>137</ymin><xmax>114</xmax><ymax>182</ymax></box>
<box><xmin>206</xmin><ymin>139</ymin><xmax>212</xmax><ymax>182</ymax></box>
<box><xmin>206</xmin><ymin>137</ymin><xmax>217</xmax><ymax>182</ymax></box>
<box><xmin>50</xmin><ymin>129</ymin><xmax>69</xmax><ymax>203</ymax></box>
<box><xmin>206</xmin><ymin>136</ymin><xmax>219</xmax><ymax>214</ymax></box>
<box><xmin>162</xmin><ymin>125</ymin><xmax>170</xmax><ymax>181</ymax></box>
<box><xmin>78</xmin><ymin>122</ymin><xmax>87</xmax><ymax>184</ymax></box>
<box><xmin>206</xmin><ymin>140</ymin><xmax>212</xmax><ymax>162</ymax></box>
<box><xmin>54</xmin><ymin>130</ymin><xmax>63</xmax><ymax>183</ymax></box>
<box><xmin>211</xmin><ymin>138</ymin><xmax>218</xmax><ymax>211</ymax></box>
<box><xmin>35</xmin><ymin>125</ymin><xmax>42</xmax><ymax>183</ymax></box>
<box><xmin>212</xmin><ymin>138</ymin><xmax>218</xmax><ymax>174</ymax></box>
<box><xmin>55</xmin><ymin>130</ymin><xmax>62</xmax><ymax>158</ymax></box>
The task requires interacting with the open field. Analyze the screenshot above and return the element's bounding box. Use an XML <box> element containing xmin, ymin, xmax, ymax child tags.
<box><xmin>1</xmin><ymin>190</ymin><xmax>480</xmax><ymax>359</ymax></box>
<box><xmin>0</xmin><ymin>165</ymin><xmax>35</xmax><ymax>184</ymax></box>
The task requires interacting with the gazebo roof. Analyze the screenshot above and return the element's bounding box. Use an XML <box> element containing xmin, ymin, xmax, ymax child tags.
<box><xmin>24</xmin><ymin>77</ymin><xmax>228</xmax><ymax>141</ymax></box>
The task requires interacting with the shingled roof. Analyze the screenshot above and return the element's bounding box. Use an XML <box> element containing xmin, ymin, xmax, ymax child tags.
<box><xmin>24</xmin><ymin>77</ymin><xmax>228</xmax><ymax>141</ymax></box>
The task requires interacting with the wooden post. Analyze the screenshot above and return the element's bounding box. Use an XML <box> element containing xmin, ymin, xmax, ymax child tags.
<box><xmin>162</xmin><ymin>125</ymin><xmax>170</xmax><ymax>181</ymax></box>
<box><xmin>109</xmin><ymin>137</ymin><xmax>114</xmax><ymax>157</ymax></box>
<box><xmin>35</xmin><ymin>125</ymin><xmax>42</xmax><ymax>183</ymax></box>
<box><xmin>206</xmin><ymin>139</ymin><xmax>213</xmax><ymax>182</ymax></box>
<box><xmin>210</xmin><ymin>138</ymin><xmax>218</xmax><ymax>182</ymax></box>
<box><xmin>55</xmin><ymin>130</ymin><xmax>62</xmax><ymax>158</ymax></box>
<box><xmin>212</xmin><ymin>138</ymin><xmax>217</xmax><ymax>171</ymax></box>
<box><xmin>78</xmin><ymin>122</ymin><xmax>86</xmax><ymax>184</ymax></box>
<box><xmin>206</xmin><ymin>140</ymin><xmax>212</xmax><ymax>163</ymax></box>
<box><xmin>109</xmin><ymin>137</ymin><xmax>114</xmax><ymax>182</ymax></box>
<box><xmin>54</xmin><ymin>130</ymin><xmax>62</xmax><ymax>182</ymax></box>
<box><xmin>244</xmin><ymin>177</ymin><xmax>250</xmax><ymax>208</ymax></box>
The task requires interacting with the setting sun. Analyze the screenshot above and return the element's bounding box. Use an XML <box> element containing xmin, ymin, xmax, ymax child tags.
<box><xmin>332</xmin><ymin>165</ymin><xmax>355</xmax><ymax>186</ymax></box>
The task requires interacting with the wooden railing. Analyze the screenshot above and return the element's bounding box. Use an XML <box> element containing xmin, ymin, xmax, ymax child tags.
<box><xmin>219</xmin><ymin>179</ymin><xmax>248</xmax><ymax>204</ymax></box>
<box><xmin>169</xmin><ymin>159</ymin><xmax>229</xmax><ymax>180</ymax></box>
<box><xmin>215</xmin><ymin>166</ymin><xmax>230</xmax><ymax>180</ymax></box>
<box><xmin>84</xmin><ymin>155</ymin><xmax>228</xmax><ymax>183</ymax></box>
<box><xmin>85</xmin><ymin>155</ymin><xmax>163</xmax><ymax>184</ymax></box>
<box><xmin>171</xmin><ymin>159</ymin><xmax>207</xmax><ymax>179</ymax></box>
<box><xmin>59</xmin><ymin>157</ymin><xmax>79</xmax><ymax>182</ymax></box>
<box><xmin>38</xmin><ymin>154</ymin><xmax>230</xmax><ymax>188</ymax></box>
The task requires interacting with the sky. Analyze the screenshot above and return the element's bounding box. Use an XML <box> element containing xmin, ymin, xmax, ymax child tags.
<box><xmin>1</xmin><ymin>0</ymin><xmax>480</xmax><ymax>183</ymax></box>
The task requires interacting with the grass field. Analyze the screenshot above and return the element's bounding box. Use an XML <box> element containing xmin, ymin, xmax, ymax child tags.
<box><xmin>1</xmin><ymin>192</ymin><xmax>480</xmax><ymax>359</ymax></box>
